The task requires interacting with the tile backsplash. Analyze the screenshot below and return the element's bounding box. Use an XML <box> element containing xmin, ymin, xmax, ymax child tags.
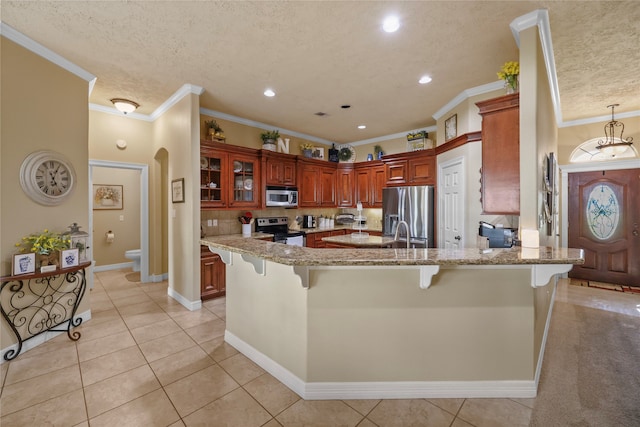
<box><xmin>201</xmin><ymin>207</ymin><xmax>382</xmax><ymax>236</ymax></box>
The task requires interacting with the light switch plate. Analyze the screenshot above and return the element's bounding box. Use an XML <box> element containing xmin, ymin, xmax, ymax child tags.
<box><xmin>207</xmin><ymin>219</ymin><xmax>213</xmax><ymax>226</ymax></box>
<box><xmin>119</xmin><ymin>215</ymin><xmax>124</xmax><ymax>221</ymax></box>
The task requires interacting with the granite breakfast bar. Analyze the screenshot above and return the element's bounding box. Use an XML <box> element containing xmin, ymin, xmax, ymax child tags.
<box><xmin>200</xmin><ymin>235</ymin><xmax>584</xmax><ymax>400</ymax></box>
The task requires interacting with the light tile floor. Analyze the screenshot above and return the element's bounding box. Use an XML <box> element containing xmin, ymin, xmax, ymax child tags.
<box><xmin>1</xmin><ymin>270</ymin><xmax>638</xmax><ymax>426</ymax></box>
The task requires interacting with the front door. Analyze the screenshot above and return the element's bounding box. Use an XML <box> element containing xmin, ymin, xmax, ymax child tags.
<box><xmin>568</xmin><ymin>168</ymin><xmax>640</xmax><ymax>286</ymax></box>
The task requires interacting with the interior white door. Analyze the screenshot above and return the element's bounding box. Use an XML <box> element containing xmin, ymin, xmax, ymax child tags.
<box><xmin>440</xmin><ymin>158</ymin><xmax>465</xmax><ymax>249</ymax></box>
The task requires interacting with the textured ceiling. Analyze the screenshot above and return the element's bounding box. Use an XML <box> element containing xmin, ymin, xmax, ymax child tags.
<box><xmin>2</xmin><ymin>1</ymin><xmax>639</xmax><ymax>143</ymax></box>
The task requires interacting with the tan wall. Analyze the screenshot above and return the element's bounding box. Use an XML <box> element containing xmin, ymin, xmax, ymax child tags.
<box><xmin>1</xmin><ymin>38</ymin><xmax>90</xmax><ymax>349</ymax></box>
<box><xmin>519</xmin><ymin>27</ymin><xmax>558</xmax><ymax>247</ymax></box>
<box><xmin>201</xmin><ymin>115</ymin><xmax>322</xmax><ymax>154</ymax></box>
<box><xmin>156</xmin><ymin>94</ymin><xmax>201</xmax><ymax>303</ymax></box>
<box><xmin>92</xmin><ymin>168</ymin><xmax>141</xmax><ymax>266</ymax></box>
<box><xmin>88</xmin><ymin>110</ymin><xmax>165</xmax><ymax>275</ymax></box>
<box><xmin>557</xmin><ymin>118</ymin><xmax>640</xmax><ymax>165</ymax></box>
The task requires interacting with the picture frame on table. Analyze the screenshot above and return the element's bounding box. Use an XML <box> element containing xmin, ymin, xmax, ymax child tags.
<box><xmin>172</xmin><ymin>178</ymin><xmax>185</xmax><ymax>203</ymax></box>
<box><xmin>445</xmin><ymin>114</ymin><xmax>457</xmax><ymax>141</ymax></box>
<box><xmin>61</xmin><ymin>248</ymin><xmax>79</xmax><ymax>269</ymax></box>
<box><xmin>93</xmin><ymin>184</ymin><xmax>123</xmax><ymax>210</ymax></box>
<box><xmin>12</xmin><ymin>253</ymin><xmax>36</xmax><ymax>276</ymax></box>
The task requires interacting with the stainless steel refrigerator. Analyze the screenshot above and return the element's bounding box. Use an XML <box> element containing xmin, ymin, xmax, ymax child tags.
<box><xmin>382</xmin><ymin>186</ymin><xmax>435</xmax><ymax>248</ymax></box>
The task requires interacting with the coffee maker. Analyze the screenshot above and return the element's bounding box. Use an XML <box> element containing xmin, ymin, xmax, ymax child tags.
<box><xmin>302</xmin><ymin>215</ymin><xmax>316</xmax><ymax>228</ymax></box>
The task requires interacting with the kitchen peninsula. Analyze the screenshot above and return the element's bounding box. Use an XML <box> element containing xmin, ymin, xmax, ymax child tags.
<box><xmin>201</xmin><ymin>235</ymin><xmax>583</xmax><ymax>400</ymax></box>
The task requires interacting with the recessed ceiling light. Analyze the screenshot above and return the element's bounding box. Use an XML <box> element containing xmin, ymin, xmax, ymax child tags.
<box><xmin>382</xmin><ymin>15</ymin><xmax>400</xmax><ymax>33</ymax></box>
<box><xmin>264</xmin><ymin>89</ymin><xmax>275</xmax><ymax>97</ymax></box>
<box><xmin>358</xmin><ymin>125</ymin><xmax>366</xmax><ymax>129</ymax></box>
<box><xmin>418</xmin><ymin>75</ymin><xmax>432</xmax><ymax>84</ymax></box>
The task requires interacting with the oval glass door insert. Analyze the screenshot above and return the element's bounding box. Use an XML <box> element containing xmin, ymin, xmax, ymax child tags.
<box><xmin>586</xmin><ymin>184</ymin><xmax>619</xmax><ymax>240</ymax></box>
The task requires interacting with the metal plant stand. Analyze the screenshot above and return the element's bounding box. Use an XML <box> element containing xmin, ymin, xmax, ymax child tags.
<box><xmin>1</xmin><ymin>261</ymin><xmax>90</xmax><ymax>361</ymax></box>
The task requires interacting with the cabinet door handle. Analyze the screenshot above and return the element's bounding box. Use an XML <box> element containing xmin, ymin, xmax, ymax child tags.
<box><xmin>454</xmin><ymin>235</ymin><xmax>461</xmax><ymax>241</ymax></box>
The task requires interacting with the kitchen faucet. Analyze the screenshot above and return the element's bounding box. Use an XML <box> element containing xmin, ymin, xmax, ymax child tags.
<box><xmin>394</xmin><ymin>220</ymin><xmax>410</xmax><ymax>249</ymax></box>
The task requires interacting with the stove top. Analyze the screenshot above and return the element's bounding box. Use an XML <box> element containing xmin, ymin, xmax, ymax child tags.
<box><xmin>255</xmin><ymin>217</ymin><xmax>305</xmax><ymax>237</ymax></box>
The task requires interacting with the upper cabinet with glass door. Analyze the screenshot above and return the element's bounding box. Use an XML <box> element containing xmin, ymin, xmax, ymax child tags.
<box><xmin>200</xmin><ymin>141</ymin><xmax>260</xmax><ymax>210</ymax></box>
<box><xmin>228</xmin><ymin>153</ymin><xmax>259</xmax><ymax>208</ymax></box>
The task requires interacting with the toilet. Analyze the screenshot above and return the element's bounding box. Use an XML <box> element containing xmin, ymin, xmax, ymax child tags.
<box><xmin>124</xmin><ymin>249</ymin><xmax>141</xmax><ymax>272</ymax></box>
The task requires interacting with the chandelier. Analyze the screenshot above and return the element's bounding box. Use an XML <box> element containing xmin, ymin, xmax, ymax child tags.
<box><xmin>595</xmin><ymin>104</ymin><xmax>633</xmax><ymax>155</ymax></box>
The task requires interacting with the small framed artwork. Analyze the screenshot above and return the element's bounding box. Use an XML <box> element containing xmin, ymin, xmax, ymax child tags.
<box><xmin>12</xmin><ymin>253</ymin><xmax>36</xmax><ymax>276</ymax></box>
<box><xmin>93</xmin><ymin>184</ymin><xmax>123</xmax><ymax>210</ymax></box>
<box><xmin>445</xmin><ymin>114</ymin><xmax>457</xmax><ymax>141</ymax></box>
<box><xmin>172</xmin><ymin>178</ymin><xmax>185</xmax><ymax>203</ymax></box>
<box><xmin>311</xmin><ymin>147</ymin><xmax>325</xmax><ymax>159</ymax></box>
<box><xmin>61</xmin><ymin>248</ymin><xmax>79</xmax><ymax>269</ymax></box>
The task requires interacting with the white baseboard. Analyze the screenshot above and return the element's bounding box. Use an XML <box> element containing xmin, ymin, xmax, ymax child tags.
<box><xmin>167</xmin><ymin>287</ymin><xmax>202</xmax><ymax>311</ymax></box>
<box><xmin>1</xmin><ymin>309</ymin><xmax>92</xmax><ymax>364</ymax></box>
<box><xmin>149</xmin><ymin>273</ymin><xmax>168</xmax><ymax>282</ymax></box>
<box><xmin>225</xmin><ymin>330</ymin><xmax>537</xmax><ymax>400</ymax></box>
<box><xmin>93</xmin><ymin>262</ymin><xmax>132</xmax><ymax>272</ymax></box>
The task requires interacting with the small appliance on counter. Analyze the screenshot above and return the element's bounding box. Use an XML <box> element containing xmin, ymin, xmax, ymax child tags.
<box><xmin>335</xmin><ymin>213</ymin><xmax>355</xmax><ymax>225</ymax></box>
<box><xmin>302</xmin><ymin>215</ymin><xmax>316</xmax><ymax>229</ymax></box>
<box><xmin>478</xmin><ymin>221</ymin><xmax>517</xmax><ymax>248</ymax></box>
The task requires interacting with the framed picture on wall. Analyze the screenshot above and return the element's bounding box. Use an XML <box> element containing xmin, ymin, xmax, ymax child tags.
<box><xmin>93</xmin><ymin>184</ymin><xmax>123</xmax><ymax>210</ymax></box>
<box><xmin>172</xmin><ymin>178</ymin><xmax>185</xmax><ymax>203</ymax></box>
<box><xmin>445</xmin><ymin>114</ymin><xmax>457</xmax><ymax>141</ymax></box>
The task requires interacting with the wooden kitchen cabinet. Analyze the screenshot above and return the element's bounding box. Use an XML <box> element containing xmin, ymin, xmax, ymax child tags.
<box><xmin>261</xmin><ymin>151</ymin><xmax>296</xmax><ymax>186</ymax></box>
<box><xmin>407</xmin><ymin>156</ymin><xmax>436</xmax><ymax>185</ymax></box>
<box><xmin>355</xmin><ymin>162</ymin><xmax>385</xmax><ymax>208</ymax></box>
<box><xmin>201</xmin><ymin>245</ymin><xmax>225</xmax><ymax>300</ymax></box>
<box><xmin>201</xmin><ymin>141</ymin><xmax>260</xmax><ymax>210</ymax></box>
<box><xmin>305</xmin><ymin>229</ymin><xmax>346</xmax><ymax>248</ymax></box>
<box><xmin>476</xmin><ymin>94</ymin><xmax>520</xmax><ymax>214</ymax></box>
<box><xmin>383</xmin><ymin>150</ymin><xmax>436</xmax><ymax>187</ymax></box>
<box><xmin>336</xmin><ymin>164</ymin><xmax>354</xmax><ymax>207</ymax></box>
<box><xmin>297</xmin><ymin>159</ymin><xmax>337</xmax><ymax>207</ymax></box>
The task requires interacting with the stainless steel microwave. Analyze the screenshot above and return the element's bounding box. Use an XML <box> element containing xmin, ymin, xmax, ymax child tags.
<box><xmin>265</xmin><ymin>186</ymin><xmax>298</xmax><ymax>208</ymax></box>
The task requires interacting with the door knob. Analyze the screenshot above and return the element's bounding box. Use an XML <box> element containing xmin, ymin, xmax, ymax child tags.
<box><xmin>633</xmin><ymin>230</ymin><xmax>639</xmax><ymax>237</ymax></box>
<box><xmin>454</xmin><ymin>235</ymin><xmax>461</xmax><ymax>241</ymax></box>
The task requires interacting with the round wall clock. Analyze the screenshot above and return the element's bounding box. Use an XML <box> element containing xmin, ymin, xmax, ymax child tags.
<box><xmin>19</xmin><ymin>150</ymin><xmax>76</xmax><ymax>206</ymax></box>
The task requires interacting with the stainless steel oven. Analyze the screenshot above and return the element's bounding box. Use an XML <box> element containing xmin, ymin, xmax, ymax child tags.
<box><xmin>255</xmin><ymin>217</ymin><xmax>305</xmax><ymax>246</ymax></box>
<box><xmin>265</xmin><ymin>186</ymin><xmax>298</xmax><ymax>208</ymax></box>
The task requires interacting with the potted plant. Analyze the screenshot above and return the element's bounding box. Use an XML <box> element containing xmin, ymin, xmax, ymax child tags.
<box><xmin>497</xmin><ymin>61</ymin><xmax>519</xmax><ymax>94</ymax></box>
<box><xmin>205</xmin><ymin>119</ymin><xmax>225</xmax><ymax>140</ymax></box>
<box><xmin>300</xmin><ymin>143</ymin><xmax>314</xmax><ymax>158</ymax></box>
<box><xmin>15</xmin><ymin>229</ymin><xmax>70</xmax><ymax>268</ymax></box>
<box><xmin>374</xmin><ymin>144</ymin><xmax>384</xmax><ymax>159</ymax></box>
<box><xmin>261</xmin><ymin>130</ymin><xmax>280</xmax><ymax>151</ymax></box>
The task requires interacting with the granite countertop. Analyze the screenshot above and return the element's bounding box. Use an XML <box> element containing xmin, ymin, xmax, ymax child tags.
<box><xmin>298</xmin><ymin>225</ymin><xmax>383</xmax><ymax>235</ymax></box>
<box><xmin>200</xmin><ymin>235</ymin><xmax>584</xmax><ymax>267</ymax></box>
<box><xmin>321</xmin><ymin>234</ymin><xmax>396</xmax><ymax>248</ymax></box>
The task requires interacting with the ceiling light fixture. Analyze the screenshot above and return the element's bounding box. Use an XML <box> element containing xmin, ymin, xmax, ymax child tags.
<box><xmin>595</xmin><ymin>104</ymin><xmax>633</xmax><ymax>155</ymax></box>
<box><xmin>382</xmin><ymin>15</ymin><xmax>400</xmax><ymax>33</ymax></box>
<box><xmin>358</xmin><ymin>125</ymin><xmax>366</xmax><ymax>129</ymax></box>
<box><xmin>110</xmin><ymin>98</ymin><xmax>139</xmax><ymax>114</ymax></box>
<box><xmin>418</xmin><ymin>75</ymin><xmax>432</xmax><ymax>84</ymax></box>
<box><xmin>264</xmin><ymin>89</ymin><xmax>275</xmax><ymax>97</ymax></box>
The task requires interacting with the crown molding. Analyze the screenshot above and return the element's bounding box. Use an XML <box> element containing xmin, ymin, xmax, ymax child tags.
<box><xmin>89</xmin><ymin>103</ymin><xmax>153</xmax><ymax>121</ymax></box>
<box><xmin>150</xmin><ymin>84</ymin><xmax>204</xmax><ymax>121</ymax></box>
<box><xmin>1</xmin><ymin>21</ymin><xmax>96</xmax><ymax>93</ymax></box>
<box><xmin>510</xmin><ymin>9</ymin><xmax>562</xmax><ymax>126</ymax></box>
<box><xmin>199</xmin><ymin>107</ymin><xmax>335</xmax><ymax>146</ymax></box>
<box><xmin>432</xmin><ymin>81</ymin><xmax>504</xmax><ymax>121</ymax></box>
<box><xmin>559</xmin><ymin>109</ymin><xmax>640</xmax><ymax>128</ymax></box>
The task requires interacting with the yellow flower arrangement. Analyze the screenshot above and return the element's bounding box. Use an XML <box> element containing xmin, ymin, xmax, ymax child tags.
<box><xmin>497</xmin><ymin>61</ymin><xmax>519</xmax><ymax>92</ymax></box>
<box><xmin>15</xmin><ymin>229</ymin><xmax>70</xmax><ymax>255</ymax></box>
<box><xmin>300</xmin><ymin>143</ymin><xmax>315</xmax><ymax>152</ymax></box>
